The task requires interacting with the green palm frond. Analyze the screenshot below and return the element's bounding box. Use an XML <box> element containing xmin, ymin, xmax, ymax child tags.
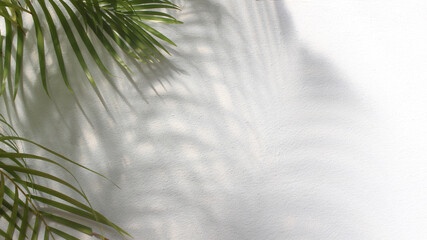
<box><xmin>0</xmin><ymin>114</ymin><xmax>130</xmax><ymax>239</ymax></box>
<box><xmin>0</xmin><ymin>0</ymin><xmax>181</xmax><ymax>98</ymax></box>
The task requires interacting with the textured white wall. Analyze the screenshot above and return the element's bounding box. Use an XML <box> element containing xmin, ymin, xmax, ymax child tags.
<box><xmin>3</xmin><ymin>0</ymin><xmax>427</xmax><ymax>239</ymax></box>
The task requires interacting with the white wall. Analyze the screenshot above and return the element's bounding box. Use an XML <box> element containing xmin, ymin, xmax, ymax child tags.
<box><xmin>3</xmin><ymin>0</ymin><xmax>427</xmax><ymax>239</ymax></box>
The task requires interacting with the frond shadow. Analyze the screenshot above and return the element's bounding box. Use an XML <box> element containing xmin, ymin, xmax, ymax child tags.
<box><xmin>2</xmin><ymin>0</ymin><xmax>377</xmax><ymax>239</ymax></box>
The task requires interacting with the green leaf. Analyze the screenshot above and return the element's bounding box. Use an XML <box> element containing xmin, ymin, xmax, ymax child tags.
<box><xmin>59</xmin><ymin>0</ymin><xmax>112</xmax><ymax>76</ymax></box>
<box><xmin>25</xmin><ymin>0</ymin><xmax>51</xmax><ymax>95</ymax></box>
<box><xmin>48</xmin><ymin>0</ymin><xmax>97</xmax><ymax>87</ymax></box>
<box><xmin>0</xmin><ymin>174</ymin><xmax>4</xmax><ymax>209</ymax></box>
<box><xmin>130</xmin><ymin>15</ymin><xmax>182</xmax><ymax>24</ymax></box>
<box><xmin>0</xmin><ymin>164</ymin><xmax>83</xmax><ymax>195</ymax></box>
<box><xmin>2</xmin><ymin>185</ymin><xmax>27</xmax><ymax>214</ymax></box>
<box><xmin>31</xmin><ymin>194</ymin><xmax>127</xmax><ymax>235</ymax></box>
<box><xmin>18</xmin><ymin>199</ymin><xmax>29</xmax><ymax>240</ymax></box>
<box><xmin>19</xmin><ymin>181</ymin><xmax>130</xmax><ymax>237</ymax></box>
<box><xmin>0</xmin><ymin>229</ymin><xmax>7</xmax><ymax>238</ymax></box>
<box><xmin>0</xmin><ymin>1</ymin><xmax>30</xmax><ymax>13</ymax></box>
<box><xmin>73</xmin><ymin>1</ymin><xmax>141</xmax><ymax>61</ymax></box>
<box><xmin>106</xmin><ymin>12</ymin><xmax>163</xmax><ymax>61</ymax></box>
<box><xmin>2</xmin><ymin>18</ymin><xmax>13</xmax><ymax>95</ymax></box>
<box><xmin>6</xmin><ymin>186</ymin><xmax>19</xmax><ymax>239</ymax></box>
<box><xmin>0</xmin><ymin>151</ymin><xmax>91</xmax><ymax>193</ymax></box>
<box><xmin>40</xmin><ymin>211</ymin><xmax>94</xmax><ymax>236</ymax></box>
<box><xmin>137</xmin><ymin>21</ymin><xmax>177</xmax><ymax>46</ymax></box>
<box><xmin>0</xmin><ymin>136</ymin><xmax>117</xmax><ymax>186</ymax></box>
<box><xmin>39</xmin><ymin>0</ymin><xmax>74</xmax><ymax>93</ymax></box>
<box><xmin>44</xmin><ymin>226</ymin><xmax>49</xmax><ymax>240</ymax></box>
<box><xmin>112</xmin><ymin>3</ymin><xmax>179</xmax><ymax>11</ymax></box>
<box><xmin>31</xmin><ymin>215</ymin><xmax>41</xmax><ymax>240</ymax></box>
<box><xmin>49</xmin><ymin>227</ymin><xmax>79</xmax><ymax>240</ymax></box>
<box><xmin>0</xmin><ymin>29</ymin><xmax>3</xmax><ymax>90</ymax></box>
<box><xmin>13</xmin><ymin>10</ymin><xmax>24</xmax><ymax>99</ymax></box>
<box><xmin>70</xmin><ymin>2</ymin><xmax>132</xmax><ymax>72</ymax></box>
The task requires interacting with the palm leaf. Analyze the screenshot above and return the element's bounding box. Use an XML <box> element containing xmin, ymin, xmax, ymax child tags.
<box><xmin>13</xmin><ymin>10</ymin><xmax>24</xmax><ymax>99</ymax></box>
<box><xmin>0</xmin><ymin>0</ymin><xmax>181</xmax><ymax>98</ymax></box>
<box><xmin>25</xmin><ymin>0</ymin><xmax>51</xmax><ymax>95</ymax></box>
<box><xmin>2</xmin><ymin>17</ymin><xmax>12</xmax><ymax>95</ymax></box>
<box><xmin>0</xmin><ymin>114</ymin><xmax>130</xmax><ymax>239</ymax></box>
<box><xmin>0</xmin><ymin>0</ymin><xmax>182</xmax><ymax>238</ymax></box>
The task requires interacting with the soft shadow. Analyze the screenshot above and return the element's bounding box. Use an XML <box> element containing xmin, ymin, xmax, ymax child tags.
<box><xmin>2</xmin><ymin>1</ymin><xmax>377</xmax><ymax>239</ymax></box>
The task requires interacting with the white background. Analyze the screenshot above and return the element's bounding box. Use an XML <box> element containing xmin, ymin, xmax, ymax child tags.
<box><xmin>3</xmin><ymin>0</ymin><xmax>427</xmax><ymax>239</ymax></box>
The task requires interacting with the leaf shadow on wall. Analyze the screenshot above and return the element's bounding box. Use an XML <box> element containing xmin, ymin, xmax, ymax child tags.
<box><xmin>3</xmin><ymin>0</ymin><xmax>379</xmax><ymax>239</ymax></box>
